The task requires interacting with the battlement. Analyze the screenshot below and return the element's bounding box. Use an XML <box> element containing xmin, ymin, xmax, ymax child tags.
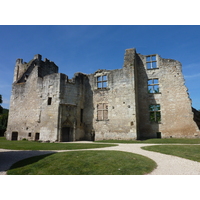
<box><xmin>34</xmin><ymin>54</ymin><xmax>42</xmax><ymax>61</ymax></box>
<box><xmin>16</xmin><ymin>58</ymin><xmax>23</xmax><ymax>64</ymax></box>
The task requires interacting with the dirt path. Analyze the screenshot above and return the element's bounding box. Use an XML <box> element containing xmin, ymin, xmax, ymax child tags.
<box><xmin>1</xmin><ymin>143</ymin><xmax>200</xmax><ymax>175</ymax></box>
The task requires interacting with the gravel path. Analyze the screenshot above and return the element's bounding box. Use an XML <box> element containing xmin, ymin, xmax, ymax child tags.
<box><xmin>1</xmin><ymin>143</ymin><xmax>200</xmax><ymax>175</ymax></box>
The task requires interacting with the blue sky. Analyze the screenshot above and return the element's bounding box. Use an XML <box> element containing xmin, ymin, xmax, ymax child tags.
<box><xmin>0</xmin><ymin>25</ymin><xmax>200</xmax><ymax>109</ymax></box>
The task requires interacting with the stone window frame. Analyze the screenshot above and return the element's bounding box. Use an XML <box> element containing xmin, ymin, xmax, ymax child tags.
<box><xmin>97</xmin><ymin>75</ymin><xmax>108</xmax><ymax>89</ymax></box>
<box><xmin>146</xmin><ymin>55</ymin><xmax>158</xmax><ymax>70</ymax></box>
<box><xmin>97</xmin><ymin>103</ymin><xmax>108</xmax><ymax>121</ymax></box>
<box><xmin>149</xmin><ymin>104</ymin><xmax>161</xmax><ymax>123</ymax></box>
<box><xmin>148</xmin><ymin>78</ymin><xmax>160</xmax><ymax>93</ymax></box>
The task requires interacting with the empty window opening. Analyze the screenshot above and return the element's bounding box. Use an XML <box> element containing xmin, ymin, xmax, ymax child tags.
<box><xmin>149</xmin><ymin>104</ymin><xmax>161</xmax><ymax>122</ymax></box>
<box><xmin>47</xmin><ymin>97</ymin><xmax>52</xmax><ymax>105</ymax></box>
<box><xmin>35</xmin><ymin>133</ymin><xmax>40</xmax><ymax>141</ymax></box>
<box><xmin>28</xmin><ymin>132</ymin><xmax>31</xmax><ymax>137</ymax></box>
<box><xmin>130</xmin><ymin>121</ymin><xmax>134</xmax><ymax>126</ymax></box>
<box><xmin>146</xmin><ymin>55</ymin><xmax>158</xmax><ymax>69</ymax></box>
<box><xmin>97</xmin><ymin>103</ymin><xmax>108</xmax><ymax>121</ymax></box>
<box><xmin>97</xmin><ymin>75</ymin><xmax>107</xmax><ymax>89</ymax></box>
<box><xmin>11</xmin><ymin>132</ymin><xmax>18</xmax><ymax>140</ymax></box>
<box><xmin>80</xmin><ymin>109</ymin><xmax>83</xmax><ymax>123</ymax></box>
<box><xmin>148</xmin><ymin>78</ymin><xmax>159</xmax><ymax>93</ymax></box>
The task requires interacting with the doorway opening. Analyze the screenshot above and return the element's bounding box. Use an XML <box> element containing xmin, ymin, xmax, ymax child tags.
<box><xmin>61</xmin><ymin>127</ymin><xmax>73</xmax><ymax>142</ymax></box>
<box><xmin>11</xmin><ymin>132</ymin><xmax>18</xmax><ymax>140</ymax></box>
<box><xmin>156</xmin><ymin>132</ymin><xmax>161</xmax><ymax>138</ymax></box>
<box><xmin>35</xmin><ymin>133</ymin><xmax>40</xmax><ymax>141</ymax></box>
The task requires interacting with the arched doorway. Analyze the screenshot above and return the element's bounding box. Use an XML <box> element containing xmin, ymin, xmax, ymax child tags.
<box><xmin>61</xmin><ymin>119</ymin><xmax>73</xmax><ymax>142</ymax></box>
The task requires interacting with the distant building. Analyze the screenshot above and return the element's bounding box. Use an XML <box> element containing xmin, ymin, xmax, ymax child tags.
<box><xmin>6</xmin><ymin>48</ymin><xmax>200</xmax><ymax>141</ymax></box>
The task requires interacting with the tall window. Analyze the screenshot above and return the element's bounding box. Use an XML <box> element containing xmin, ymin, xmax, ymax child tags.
<box><xmin>97</xmin><ymin>75</ymin><xmax>107</xmax><ymax>89</ymax></box>
<box><xmin>149</xmin><ymin>104</ymin><xmax>161</xmax><ymax>122</ymax></box>
<box><xmin>148</xmin><ymin>78</ymin><xmax>159</xmax><ymax>93</ymax></box>
<box><xmin>97</xmin><ymin>103</ymin><xmax>108</xmax><ymax>121</ymax></box>
<box><xmin>146</xmin><ymin>55</ymin><xmax>157</xmax><ymax>69</ymax></box>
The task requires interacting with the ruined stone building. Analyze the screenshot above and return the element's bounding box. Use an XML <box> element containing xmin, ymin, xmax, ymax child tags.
<box><xmin>6</xmin><ymin>48</ymin><xmax>200</xmax><ymax>142</ymax></box>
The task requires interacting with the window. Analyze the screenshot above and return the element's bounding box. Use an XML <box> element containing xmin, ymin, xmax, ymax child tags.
<box><xmin>148</xmin><ymin>78</ymin><xmax>159</xmax><ymax>93</ymax></box>
<box><xmin>149</xmin><ymin>104</ymin><xmax>161</xmax><ymax>122</ymax></box>
<box><xmin>97</xmin><ymin>103</ymin><xmax>108</xmax><ymax>121</ymax></box>
<box><xmin>80</xmin><ymin>109</ymin><xmax>83</xmax><ymax>123</ymax></box>
<box><xmin>47</xmin><ymin>97</ymin><xmax>52</xmax><ymax>105</ymax></box>
<box><xmin>146</xmin><ymin>55</ymin><xmax>157</xmax><ymax>69</ymax></box>
<box><xmin>97</xmin><ymin>75</ymin><xmax>107</xmax><ymax>89</ymax></box>
<box><xmin>28</xmin><ymin>133</ymin><xmax>31</xmax><ymax>137</ymax></box>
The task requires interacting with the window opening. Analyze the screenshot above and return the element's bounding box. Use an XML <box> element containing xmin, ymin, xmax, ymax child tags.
<box><xmin>80</xmin><ymin>109</ymin><xmax>83</xmax><ymax>123</ymax></box>
<box><xmin>149</xmin><ymin>104</ymin><xmax>161</xmax><ymax>122</ymax></box>
<box><xmin>47</xmin><ymin>97</ymin><xmax>52</xmax><ymax>105</ymax></box>
<box><xmin>148</xmin><ymin>78</ymin><xmax>159</xmax><ymax>93</ymax></box>
<box><xmin>146</xmin><ymin>55</ymin><xmax>157</xmax><ymax>69</ymax></box>
<box><xmin>97</xmin><ymin>75</ymin><xmax>107</xmax><ymax>89</ymax></box>
<box><xmin>28</xmin><ymin>132</ymin><xmax>31</xmax><ymax>137</ymax></box>
<box><xmin>97</xmin><ymin>103</ymin><xmax>108</xmax><ymax>121</ymax></box>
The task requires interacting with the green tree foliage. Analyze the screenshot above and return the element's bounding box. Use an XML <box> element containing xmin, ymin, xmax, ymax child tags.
<box><xmin>0</xmin><ymin>110</ymin><xmax>9</xmax><ymax>130</ymax></box>
<box><xmin>0</xmin><ymin>95</ymin><xmax>9</xmax><ymax>135</ymax></box>
<box><xmin>0</xmin><ymin>94</ymin><xmax>3</xmax><ymax>114</ymax></box>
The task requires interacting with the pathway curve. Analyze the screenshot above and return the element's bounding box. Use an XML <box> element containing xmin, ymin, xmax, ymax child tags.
<box><xmin>1</xmin><ymin>143</ymin><xmax>200</xmax><ymax>175</ymax></box>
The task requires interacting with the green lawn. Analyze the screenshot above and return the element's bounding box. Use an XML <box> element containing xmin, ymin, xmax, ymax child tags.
<box><xmin>0</xmin><ymin>137</ymin><xmax>117</xmax><ymax>150</ymax></box>
<box><xmin>142</xmin><ymin>145</ymin><xmax>200</xmax><ymax>162</ymax></box>
<box><xmin>96</xmin><ymin>138</ymin><xmax>200</xmax><ymax>144</ymax></box>
<box><xmin>7</xmin><ymin>150</ymin><xmax>157</xmax><ymax>175</ymax></box>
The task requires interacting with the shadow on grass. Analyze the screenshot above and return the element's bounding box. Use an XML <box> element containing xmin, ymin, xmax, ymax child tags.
<box><xmin>9</xmin><ymin>153</ymin><xmax>55</xmax><ymax>170</ymax></box>
<box><xmin>0</xmin><ymin>150</ymin><xmax>54</xmax><ymax>173</ymax></box>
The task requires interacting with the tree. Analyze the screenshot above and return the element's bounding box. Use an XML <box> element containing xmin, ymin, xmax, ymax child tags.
<box><xmin>0</xmin><ymin>95</ymin><xmax>9</xmax><ymax>136</ymax></box>
<box><xmin>0</xmin><ymin>94</ymin><xmax>3</xmax><ymax>114</ymax></box>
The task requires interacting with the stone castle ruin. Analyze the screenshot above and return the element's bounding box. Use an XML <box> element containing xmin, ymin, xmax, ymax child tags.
<box><xmin>6</xmin><ymin>48</ymin><xmax>200</xmax><ymax>142</ymax></box>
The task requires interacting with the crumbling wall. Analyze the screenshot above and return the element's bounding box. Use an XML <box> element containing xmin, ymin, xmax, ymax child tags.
<box><xmin>136</xmin><ymin>53</ymin><xmax>200</xmax><ymax>138</ymax></box>
<box><xmin>6</xmin><ymin>55</ymin><xmax>60</xmax><ymax>141</ymax></box>
<box><xmin>58</xmin><ymin>73</ymin><xmax>89</xmax><ymax>141</ymax></box>
<box><xmin>88</xmin><ymin>49</ymin><xmax>138</xmax><ymax>141</ymax></box>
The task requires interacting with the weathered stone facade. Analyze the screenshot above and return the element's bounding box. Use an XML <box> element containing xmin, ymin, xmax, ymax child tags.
<box><xmin>6</xmin><ymin>48</ymin><xmax>200</xmax><ymax>142</ymax></box>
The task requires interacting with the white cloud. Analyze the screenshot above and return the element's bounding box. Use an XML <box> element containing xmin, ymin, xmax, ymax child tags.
<box><xmin>184</xmin><ymin>63</ymin><xmax>200</xmax><ymax>69</ymax></box>
<box><xmin>184</xmin><ymin>73</ymin><xmax>200</xmax><ymax>79</ymax></box>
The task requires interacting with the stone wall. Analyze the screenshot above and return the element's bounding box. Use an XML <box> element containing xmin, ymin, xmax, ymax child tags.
<box><xmin>6</xmin><ymin>55</ymin><xmax>60</xmax><ymax>141</ymax></box>
<box><xmin>88</xmin><ymin>49</ymin><xmax>137</xmax><ymax>140</ymax></box>
<box><xmin>135</xmin><ymin>53</ymin><xmax>199</xmax><ymax>139</ymax></box>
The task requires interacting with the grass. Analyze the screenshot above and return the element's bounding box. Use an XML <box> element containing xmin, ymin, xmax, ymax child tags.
<box><xmin>7</xmin><ymin>150</ymin><xmax>157</xmax><ymax>175</ymax></box>
<box><xmin>95</xmin><ymin>138</ymin><xmax>200</xmax><ymax>144</ymax></box>
<box><xmin>0</xmin><ymin>137</ymin><xmax>117</xmax><ymax>150</ymax></box>
<box><xmin>142</xmin><ymin>145</ymin><xmax>200</xmax><ymax>162</ymax></box>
